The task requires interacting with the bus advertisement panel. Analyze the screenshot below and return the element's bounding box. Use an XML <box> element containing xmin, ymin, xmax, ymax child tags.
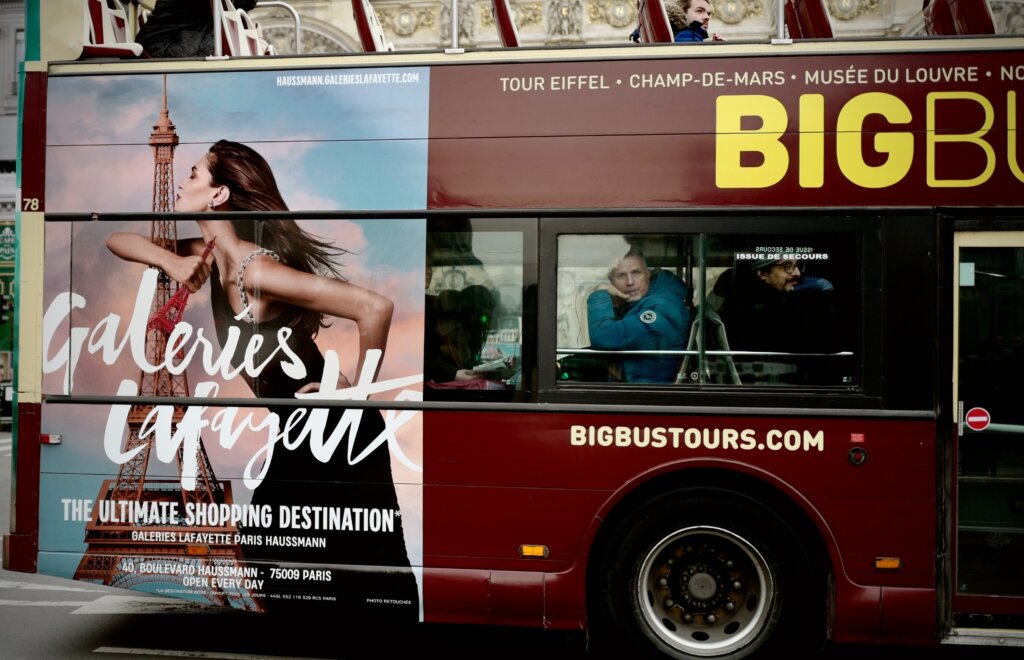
<box><xmin>39</xmin><ymin>68</ymin><xmax>428</xmax><ymax>617</ymax></box>
<box><xmin>427</xmin><ymin>49</ymin><xmax>1024</xmax><ymax>209</ymax></box>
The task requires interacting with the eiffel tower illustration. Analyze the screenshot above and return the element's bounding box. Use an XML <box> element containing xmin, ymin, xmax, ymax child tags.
<box><xmin>73</xmin><ymin>77</ymin><xmax>261</xmax><ymax>612</ymax></box>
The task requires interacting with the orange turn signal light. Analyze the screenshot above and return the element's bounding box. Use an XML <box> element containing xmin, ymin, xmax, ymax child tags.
<box><xmin>874</xmin><ymin>557</ymin><xmax>902</xmax><ymax>571</ymax></box>
<box><xmin>519</xmin><ymin>544</ymin><xmax>549</xmax><ymax>558</ymax></box>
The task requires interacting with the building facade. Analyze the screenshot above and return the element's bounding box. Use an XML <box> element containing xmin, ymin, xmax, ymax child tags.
<box><xmin>251</xmin><ymin>0</ymin><xmax>1024</xmax><ymax>53</ymax></box>
<box><xmin>0</xmin><ymin>1</ymin><xmax>21</xmax><ymax>384</ymax></box>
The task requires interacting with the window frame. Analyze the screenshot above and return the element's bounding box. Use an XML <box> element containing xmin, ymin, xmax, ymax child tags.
<box><xmin>537</xmin><ymin>212</ymin><xmax>884</xmax><ymax>409</ymax></box>
<box><xmin>425</xmin><ymin>216</ymin><xmax>539</xmax><ymax>403</ymax></box>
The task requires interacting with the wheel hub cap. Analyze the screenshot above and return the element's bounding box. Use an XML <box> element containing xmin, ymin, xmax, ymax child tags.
<box><xmin>686</xmin><ymin>572</ymin><xmax>718</xmax><ymax>601</ymax></box>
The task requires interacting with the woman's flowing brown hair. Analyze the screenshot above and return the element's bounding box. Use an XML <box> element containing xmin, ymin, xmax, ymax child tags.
<box><xmin>206</xmin><ymin>139</ymin><xmax>348</xmax><ymax>336</ymax></box>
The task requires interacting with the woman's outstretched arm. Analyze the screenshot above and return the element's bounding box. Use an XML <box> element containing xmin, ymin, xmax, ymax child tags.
<box><xmin>246</xmin><ymin>258</ymin><xmax>394</xmax><ymax>380</ymax></box>
<box><xmin>106</xmin><ymin>233</ymin><xmax>211</xmax><ymax>293</ymax></box>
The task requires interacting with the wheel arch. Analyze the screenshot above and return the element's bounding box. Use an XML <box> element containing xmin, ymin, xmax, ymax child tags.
<box><xmin>582</xmin><ymin>462</ymin><xmax>837</xmax><ymax>637</ymax></box>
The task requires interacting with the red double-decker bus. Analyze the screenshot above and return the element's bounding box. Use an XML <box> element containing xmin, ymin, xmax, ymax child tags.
<box><xmin>5</xmin><ymin>3</ymin><xmax>1024</xmax><ymax>658</ymax></box>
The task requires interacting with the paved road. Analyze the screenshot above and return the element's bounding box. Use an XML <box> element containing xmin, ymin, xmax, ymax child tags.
<box><xmin>0</xmin><ymin>430</ymin><xmax>1018</xmax><ymax>659</ymax></box>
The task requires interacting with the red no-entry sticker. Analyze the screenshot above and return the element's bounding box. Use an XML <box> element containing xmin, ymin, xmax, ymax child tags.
<box><xmin>965</xmin><ymin>407</ymin><xmax>991</xmax><ymax>431</ymax></box>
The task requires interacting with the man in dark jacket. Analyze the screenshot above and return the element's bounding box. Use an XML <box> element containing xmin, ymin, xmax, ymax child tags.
<box><xmin>630</xmin><ymin>0</ymin><xmax>724</xmax><ymax>43</ymax></box>
<box><xmin>671</xmin><ymin>0</ymin><xmax>725</xmax><ymax>41</ymax></box>
<box><xmin>587</xmin><ymin>247</ymin><xmax>690</xmax><ymax>383</ymax></box>
<box><xmin>724</xmin><ymin>257</ymin><xmax>838</xmax><ymax>353</ymax></box>
<box><xmin>137</xmin><ymin>0</ymin><xmax>258</xmax><ymax>58</ymax></box>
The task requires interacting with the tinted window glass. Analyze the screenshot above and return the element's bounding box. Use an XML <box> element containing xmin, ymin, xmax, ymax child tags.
<box><xmin>700</xmin><ymin>234</ymin><xmax>858</xmax><ymax>387</ymax></box>
<box><xmin>426</xmin><ymin>224</ymin><xmax>524</xmax><ymax>398</ymax></box>
<box><xmin>555</xmin><ymin>231</ymin><xmax>858</xmax><ymax>388</ymax></box>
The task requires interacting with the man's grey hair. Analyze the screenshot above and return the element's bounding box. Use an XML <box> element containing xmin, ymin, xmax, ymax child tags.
<box><xmin>607</xmin><ymin>246</ymin><xmax>650</xmax><ymax>281</ymax></box>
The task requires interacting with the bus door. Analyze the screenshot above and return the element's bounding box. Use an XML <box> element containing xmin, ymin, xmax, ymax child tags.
<box><xmin>953</xmin><ymin>230</ymin><xmax>1024</xmax><ymax>620</ymax></box>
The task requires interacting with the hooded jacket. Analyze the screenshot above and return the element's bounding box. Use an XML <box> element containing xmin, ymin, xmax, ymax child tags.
<box><xmin>587</xmin><ymin>269</ymin><xmax>690</xmax><ymax>383</ymax></box>
<box><xmin>674</xmin><ymin>24</ymin><xmax>708</xmax><ymax>41</ymax></box>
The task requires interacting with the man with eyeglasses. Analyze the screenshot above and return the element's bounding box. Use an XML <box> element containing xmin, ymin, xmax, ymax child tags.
<box><xmin>714</xmin><ymin>255</ymin><xmax>839</xmax><ymax>368</ymax></box>
<box><xmin>752</xmin><ymin>258</ymin><xmax>833</xmax><ymax>294</ymax></box>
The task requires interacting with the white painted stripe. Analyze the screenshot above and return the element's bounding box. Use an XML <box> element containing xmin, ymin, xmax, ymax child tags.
<box><xmin>94</xmin><ymin>648</ymin><xmax>322</xmax><ymax>659</ymax></box>
<box><xmin>72</xmin><ymin>595</ymin><xmax>221</xmax><ymax>615</ymax></box>
<box><xmin>0</xmin><ymin>599</ymin><xmax>94</xmax><ymax>607</ymax></box>
<box><xmin>0</xmin><ymin>594</ymin><xmax>219</xmax><ymax>614</ymax></box>
<box><xmin>0</xmin><ymin>579</ymin><xmax>109</xmax><ymax>593</ymax></box>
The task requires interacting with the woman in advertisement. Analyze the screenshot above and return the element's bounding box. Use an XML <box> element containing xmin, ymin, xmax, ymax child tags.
<box><xmin>106</xmin><ymin>140</ymin><xmax>419</xmax><ymax>616</ymax></box>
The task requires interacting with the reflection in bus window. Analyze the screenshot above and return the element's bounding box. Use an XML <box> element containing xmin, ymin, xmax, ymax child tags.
<box><xmin>425</xmin><ymin>227</ymin><xmax>524</xmax><ymax>398</ymax></box>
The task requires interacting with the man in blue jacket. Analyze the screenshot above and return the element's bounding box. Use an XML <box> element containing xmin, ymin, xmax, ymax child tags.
<box><xmin>670</xmin><ymin>0</ymin><xmax>725</xmax><ymax>41</ymax></box>
<box><xmin>630</xmin><ymin>0</ymin><xmax>724</xmax><ymax>43</ymax></box>
<box><xmin>587</xmin><ymin>247</ymin><xmax>690</xmax><ymax>383</ymax></box>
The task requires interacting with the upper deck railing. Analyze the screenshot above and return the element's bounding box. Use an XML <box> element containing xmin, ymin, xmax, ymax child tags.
<box><xmin>39</xmin><ymin>0</ymin><xmax>1012</xmax><ymax>65</ymax></box>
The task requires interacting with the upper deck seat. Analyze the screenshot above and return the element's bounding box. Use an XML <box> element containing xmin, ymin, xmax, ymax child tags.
<box><xmin>218</xmin><ymin>1</ymin><xmax>248</xmax><ymax>56</ymax></box>
<box><xmin>947</xmin><ymin>0</ymin><xmax>996</xmax><ymax>34</ymax></box>
<box><xmin>81</xmin><ymin>0</ymin><xmax>144</xmax><ymax>59</ymax></box>
<box><xmin>491</xmin><ymin>0</ymin><xmax>521</xmax><ymax>47</ymax></box>
<box><xmin>923</xmin><ymin>0</ymin><xmax>958</xmax><ymax>34</ymax></box>
<box><xmin>634</xmin><ymin>0</ymin><xmax>674</xmax><ymax>43</ymax></box>
<box><xmin>784</xmin><ymin>0</ymin><xmax>834</xmax><ymax>39</ymax></box>
<box><xmin>238</xmin><ymin>8</ymin><xmax>276</xmax><ymax>55</ymax></box>
<box><xmin>352</xmin><ymin>0</ymin><xmax>395</xmax><ymax>52</ymax></box>
<box><xmin>214</xmin><ymin>0</ymin><xmax>276</xmax><ymax>57</ymax></box>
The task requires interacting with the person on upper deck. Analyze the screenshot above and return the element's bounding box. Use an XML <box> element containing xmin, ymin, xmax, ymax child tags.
<box><xmin>668</xmin><ymin>0</ymin><xmax>725</xmax><ymax>42</ymax></box>
<box><xmin>586</xmin><ymin>246</ymin><xmax>689</xmax><ymax>383</ymax></box>
<box><xmin>136</xmin><ymin>0</ymin><xmax>259</xmax><ymax>58</ymax></box>
<box><xmin>629</xmin><ymin>0</ymin><xmax>725</xmax><ymax>43</ymax></box>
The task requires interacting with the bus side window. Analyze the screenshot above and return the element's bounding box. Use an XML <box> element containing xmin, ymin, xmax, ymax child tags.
<box><xmin>425</xmin><ymin>224</ymin><xmax>525</xmax><ymax>399</ymax></box>
<box><xmin>704</xmin><ymin>234</ymin><xmax>858</xmax><ymax>388</ymax></box>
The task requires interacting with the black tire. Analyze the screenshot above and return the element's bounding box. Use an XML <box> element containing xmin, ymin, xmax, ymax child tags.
<box><xmin>592</xmin><ymin>487</ymin><xmax>822</xmax><ymax>660</ymax></box>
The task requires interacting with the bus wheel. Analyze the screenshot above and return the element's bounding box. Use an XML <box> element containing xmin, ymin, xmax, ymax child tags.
<box><xmin>599</xmin><ymin>490</ymin><xmax>814</xmax><ymax>660</ymax></box>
